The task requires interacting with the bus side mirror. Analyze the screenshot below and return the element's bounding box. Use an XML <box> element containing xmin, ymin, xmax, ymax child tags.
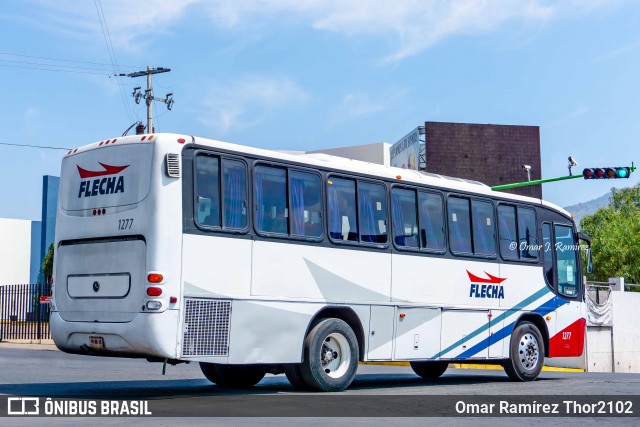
<box><xmin>577</xmin><ymin>232</ymin><xmax>594</xmax><ymax>274</ymax></box>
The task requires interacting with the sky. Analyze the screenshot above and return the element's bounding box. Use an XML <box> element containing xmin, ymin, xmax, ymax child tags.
<box><xmin>1</xmin><ymin>0</ymin><xmax>639</xmax><ymax>221</ymax></box>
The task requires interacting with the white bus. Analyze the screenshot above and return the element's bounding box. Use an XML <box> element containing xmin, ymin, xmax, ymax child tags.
<box><xmin>51</xmin><ymin>133</ymin><xmax>592</xmax><ymax>391</ymax></box>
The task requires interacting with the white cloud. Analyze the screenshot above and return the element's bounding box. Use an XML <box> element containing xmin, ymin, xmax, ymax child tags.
<box><xmin>551</xmin><ymin>104</ymin><xmax>589</xmax><ymax>126</ymax></box>
<box><xmin>327</xmin><ymin>89</ymin><xmax>409</xmax><ymax>127</ymax></box>
<box><xmin>30</xmin><ymin>0</ymin><xmax>622</xmax><ymax>61</ymax></box>
<box><xmin>198</xmin><ymin>75</ymin><xmax>308</xmax><ymax>133</ymax></box>
<box><xmin>26</xmin><ymin>0</ymin><xmax>200</xmax><ymax>52</ymax></box>
<box><xmin>202</xmin><ymin>0</ymin><xmax>556</xmax><ymax>61</ymax></box>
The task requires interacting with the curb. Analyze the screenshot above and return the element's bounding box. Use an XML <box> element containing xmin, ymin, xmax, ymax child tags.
<box><xmin>360</xmin><ymin>361</ymin><xmax>585</xmax><ymax>372</ymax></box>
<box><xmin>0</xmin><ymin>341</ymin><xmax>58</xmax><ymax>351</ymax></box>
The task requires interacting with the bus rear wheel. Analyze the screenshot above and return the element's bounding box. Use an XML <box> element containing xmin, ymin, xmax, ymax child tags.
<box><xmin>299</xmin><ymin>318</ymin><xmax>359</xmax><ymax>392</ymax></box>
<box><xmin>503</xmin><ymin>321</ymin><xmax>545</xmax><ymax>381</ymax></box>
<box><xmin>410</xmin><ymin>361</ymin><xmax>449</xmax><ymax>379</ymax></box>
<box><xmin>199</xmin><ymin>363</ymin><xmax>266</xmax><ymax>388</ymax></box>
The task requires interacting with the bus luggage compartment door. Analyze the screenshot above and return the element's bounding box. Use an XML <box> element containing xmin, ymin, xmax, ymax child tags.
<box><xmin>55</xmin><ymin>238</ymin><xmax>146</xmax><ymax>323</ymax></box>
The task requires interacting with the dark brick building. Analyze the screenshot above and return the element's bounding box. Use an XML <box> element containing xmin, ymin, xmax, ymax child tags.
<box><xmin>424</xmin><ymin>121</ymin><xmax>542</xmax><ymax>198</ymax></box>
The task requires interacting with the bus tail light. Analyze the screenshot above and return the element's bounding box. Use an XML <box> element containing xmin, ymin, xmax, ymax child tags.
<box><xmin>147</xmin><ymin>273</ymin><xmax>164</xmax><ymax>283</ymax></box>
<box><xmin>170</xmin><ymin>296</ymin><xmax>177</xmax><ymax>304</ymax></box>
<box><xmin>147</xmin><ymin>287</ymin><xmax>162</xmax><ymax>297</ymax></box>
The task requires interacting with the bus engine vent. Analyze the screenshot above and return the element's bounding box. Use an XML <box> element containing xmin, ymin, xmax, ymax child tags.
<box><xmin>182</xmin><ymin>299</ymin><xmax>231</xmax><ymax>357</ymax></box>
<box><xmin>165</xmin><ymin>153</ymin><xmax>180</xmax><ymax>178</ymax></box>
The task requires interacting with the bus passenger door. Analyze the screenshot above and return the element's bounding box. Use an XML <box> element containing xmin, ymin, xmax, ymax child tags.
<box><xmin>367</xmin><ymin>306</ymin><xmax>395</xmax><ymax>360</ymax></box>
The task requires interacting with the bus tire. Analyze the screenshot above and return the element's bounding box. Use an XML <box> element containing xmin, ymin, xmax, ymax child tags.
<box><xmin>503</xmin><ymin>321</ymin><xmax>545</xmax><ymax>382</ymax></box>
<box><xmin>283</xmin><ymin>364</ymin><xmax>312</xmax><ymax>391</ymax></box>
<box><xmin>409</xmin><ymin>361</ymin><xmax>449</xmax><ymax>379</ymax></box>
<box><xmin>300</xmin><ymin>318</ymin><xmax>359</xmax><ymax>392</ymax></box>
<box><xmin>199</xmin><ymin>363</ymin><xmax>266</xmax><ymax>387</ymax></box>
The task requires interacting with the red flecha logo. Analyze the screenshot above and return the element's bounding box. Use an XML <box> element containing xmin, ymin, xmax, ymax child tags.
<box><xmin>77</xmin><ymin>163</ymin><xmax>129</xmax><ymax>198</ymax></box>
<box><xmin>77</xmin><ymin>163</ymin><xmax>129</xmax><ymax>178</ymax></box>
<box><xmin>467</xmin><ymin>270</ymin><xmax>506</xmax><ymax>299</ymax></box>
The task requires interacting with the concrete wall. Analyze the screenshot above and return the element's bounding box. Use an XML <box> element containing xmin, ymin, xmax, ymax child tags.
<box><xmin>0</xmin><ymin>218</ymin><xmax>33</xmax><ymax>285</ymax></box>
<box><xmin>307</xmin><ymin>142</ymin><xmax>391</xmax><ymax>166</ymax></box>
<box><xmin>586</xmin><ymin>327</ymin><xmax>613</xmax><ymax>372</ymax></box>
<box><xmin>586</xmin><ymin>291</ymin><xmax>640</xmax><ymax>373</ymax></box>
<box><xmin>610</xmin><ymin>292</ymin><xmax>640</xmax><ymax>373</ymax></box>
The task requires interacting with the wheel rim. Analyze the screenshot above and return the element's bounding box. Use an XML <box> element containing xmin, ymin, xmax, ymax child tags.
<box><xmin>518</xmin><ymin>332</ymin><xmax>540</xmax><ymax>371</ymax></box>
<box><xmin>320</xmin><ymin>332</ymin><xmax>351</xmax><ymax>378</ymax></box>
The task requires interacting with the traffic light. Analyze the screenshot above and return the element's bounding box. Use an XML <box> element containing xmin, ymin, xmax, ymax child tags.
<box><xmin>583</xmin><ymin>167</ymin><xmax>632</xmax><ymax>179</ymax></box>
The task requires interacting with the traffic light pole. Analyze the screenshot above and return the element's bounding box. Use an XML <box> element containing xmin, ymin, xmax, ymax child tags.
<box><xmin>491</xmin><ymin>174</ymin><xmax>582</xmax><ymax>191</ymax></box>
<box><xmin>491</xmin><ymin>161</ymin><xmax>636</xmax><ymax>191</ymax></box>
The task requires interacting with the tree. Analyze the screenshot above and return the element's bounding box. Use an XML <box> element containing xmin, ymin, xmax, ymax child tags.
<box><xmin>580</xmin><ymin>184</ymin><xmax>640</xmax><ymax>285</ymax></box>
<box><xmin>41</xmin><ymin>243</ymin><xmax>54</xmax><ymax>284</ymax></box>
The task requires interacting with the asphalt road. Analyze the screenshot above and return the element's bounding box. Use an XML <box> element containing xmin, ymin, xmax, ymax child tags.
<box><xmin>1</xmin><ymin>346</ymin><xmax>639</xmax><ymax>426</ymax></box>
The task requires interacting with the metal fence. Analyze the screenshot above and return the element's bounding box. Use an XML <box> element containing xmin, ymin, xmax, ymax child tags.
<box><xmin>0</xmin><ymin>283</ymin><xmax>52</xmax><ymax>342</ymax></box>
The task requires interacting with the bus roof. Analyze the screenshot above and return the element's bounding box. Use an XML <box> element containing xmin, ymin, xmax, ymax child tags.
<box><xmin>67</xmin><ymin>132</ymin><xmax>572</xmax><ymax>220</ymax></box>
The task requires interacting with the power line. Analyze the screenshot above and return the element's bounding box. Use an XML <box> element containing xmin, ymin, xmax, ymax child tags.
<box><xmin>0</xmin><ymin>51</ymin><xmax>144</xmax><ymax>68</ymax></box>
<box><xmin>94</xmin><ymin>0</ymin><xmax>134</xmax><ymax>123</ymax></box>
<box><xmin>0</xmin><ymin>58</ymin><xmax>121</xmax><ymax>73</ymax></box>
<box><xmin>0</xmin><ymin>141</ymin><xmax>71</xmax><ymax>151</ymax></box>
<box><xmin>0</xmin><ymin>63</ymin><xmax>111</xmax><ymax>75</ymax></box>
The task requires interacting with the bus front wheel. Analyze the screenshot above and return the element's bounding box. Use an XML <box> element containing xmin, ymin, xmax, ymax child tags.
<box><xmin>410</xmin><ymin>361</ymin><xmax>449</xmax><ymax>379</ymax></box>
<box><xmin>503</xmin><ymin>321</ymin><xmax>545</xmax><ymax>381</ymax></box>
<box><xmin>299</xmin><ymin>318</ymin><xmax>359</xmax><ymax>392</ymax></box>
<box><xmin>199</xmin><ymin>363</ymin><xmax>265</xmax><ymax>388</ymax></box>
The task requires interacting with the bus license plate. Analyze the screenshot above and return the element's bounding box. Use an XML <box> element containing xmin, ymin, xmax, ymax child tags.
<box><xmin>89</xmin><ymin>336</ymin><xmax>104</xmax><ymax>349</ymax></box>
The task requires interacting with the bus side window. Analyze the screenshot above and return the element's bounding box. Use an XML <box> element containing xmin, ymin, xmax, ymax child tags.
<box><xmin>471</xmin><ymin>199</ymin><xmax>496</xmax><ymax>256</ymax></box>
<box><xmin>195</xmin><ymin>155</ymin><xmax>221</xmax><ymax>227</ymax></box>
<box><xmin>255</xmin><ymin>165</ymin><xmax>288</xmax><ymax>235</ymax></box>
<box><xmin>498</xmin><ymin>205</ymin><xmax>518</xmax><ymax>259</ymax></box>
<box><xmin>554</xmin><ymin>224</ymin><xmax>578</xmax><ymax>297</ymax></box>
<box><xmin>418</xmin><ymin>192</ymin><xmax>445</xmax><ymax>251</ymax></box>
<box><xmin>448</xmin><ymin>197</ymin><xmax>472</xmax><ymax>254</ymax></box>
<box><xmin>542</xmin><ymin>222</ymin><xmax>554</xmax><ymax>289</ymax></box>
<box><xmin>391</xmin><ymin>188</ymin><xmax>418</xmax><ymax>248</ymax></box>
<box><xmin>222</xmin><ymin>159</ymin><xmax>247</xmax><ymax>229</ymax></box>
<box><xmin>290</xmin><ymin>170</ymin><xmax>322</xmax><ymax>238</ymax></box>
<box><xmin>517</xmin><ymin>207</ymin><xmax>539</xmax><ymax>259</ymax></box>
<box><xmin>327</xmin><ymin>177</ymin><xmax>358</xmax><ymax>242</ymax></box>
<box><xmin>358</xmin><ymin>182</ymin><xmax>387</xmax><ymax>244</ymax></box>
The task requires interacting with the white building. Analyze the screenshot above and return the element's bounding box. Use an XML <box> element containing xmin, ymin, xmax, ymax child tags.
<box><xmin>0</xmin><ymin>218</ymin><xmax>37</xmax><ymax>285</ymax></box>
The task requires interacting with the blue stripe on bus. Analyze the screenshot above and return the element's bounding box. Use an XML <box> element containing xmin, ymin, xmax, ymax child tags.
<box><xmin>452</xmin><ymin>296</ymin><xmax>569</xmax><ymax>359</ymax></box>
<box><xmin>431</xmin><ymin>286</ymin><xmax>551</xmax><ymax>359</ymax></box>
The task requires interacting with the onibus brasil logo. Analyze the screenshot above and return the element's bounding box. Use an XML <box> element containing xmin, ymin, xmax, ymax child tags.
<box><xmin>467</xmin><ymin>270</ymin><xmax>506</xmax><ymax>299</ymax></box>
<box><xmin>77</xmin><ymin>163</ymin><xmax>129</xmax><ymax>198</ymax></box>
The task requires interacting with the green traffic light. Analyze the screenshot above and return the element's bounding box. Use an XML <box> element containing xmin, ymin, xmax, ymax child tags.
<box><xmin>616</xmin><ymin>168</ymin><xmax>629</xmax><ymax>178</ymax></box>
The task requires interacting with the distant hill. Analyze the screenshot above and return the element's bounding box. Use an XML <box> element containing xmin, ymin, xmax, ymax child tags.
<box><xmin>564</xmin><ymin>192</ymin><xmax>611</xmax><ymax>226</ymax></box>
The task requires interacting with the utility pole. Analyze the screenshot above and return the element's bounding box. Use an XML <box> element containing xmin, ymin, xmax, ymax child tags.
<box><xmin>119</xmin><ymin>66</ymin><xmax>173</xmax><ymax>133</ymax></box>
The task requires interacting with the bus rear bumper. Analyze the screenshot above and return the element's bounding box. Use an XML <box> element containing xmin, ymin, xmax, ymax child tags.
<box><xmin>50</xmin><ymin>310</ymin><xmax>180</xmax><ymax>359</ymax></box>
